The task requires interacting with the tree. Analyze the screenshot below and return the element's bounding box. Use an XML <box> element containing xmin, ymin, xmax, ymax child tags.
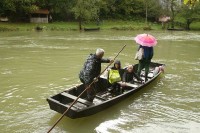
<box><xmin>181</xmin><ymin>0</ymin><xmax>200</xmax><ymax>30</ymax></box>
<box><xmin>41</xmin><ymin>0</ymin><xmax>75</xmax><ymax>21</ymax></box>
<box><xmin>184</xmin><ymin>0</ymin><xmax>199</xmax><ymax>7</ymax></box>
<box><xmin>165</xmin><ymin>0</ymin><xmax>182</xmax><ymax>29</ymax></box>
<box><xmin>143</xmin><ymin>0</ymin><xmax>162</xmax><ymax>25</ymax></box>
<box><xmin>72</xmin><ymin>0</ymin><xmax>101</xmax><ymax>30</ymax></box>
<box><xmin>0</xmin><ymin>0</ymin><xmax>38</xmax><ymax>22</ymax></box>
<box><xmin>0</xmin><ymin>0</ymin><xmax>165</xmax><ymax>24</ymax></box>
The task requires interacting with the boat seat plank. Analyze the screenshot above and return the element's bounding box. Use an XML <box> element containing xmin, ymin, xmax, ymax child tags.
<box><xmin>61</xmin><ymin>92</ymin><xmax>93</xmax><ymax>106</ymax></box>
<box><xmin>67</xmin><ymin>103</ymin><xmax>82</xmax><ymax>110</ymax></box>
<box><xmin>118</xmin><ymin>81</ymin><xmax>138</xmax><ymax>88</ymax></box>
<box><xmin>95</xmin><ymin>95</ymin><xmax>107</xmax><ymax>101</ymax></box>
<box><xmin>140</xmin><ymin>73</ymin><xmax>154</xmax><ymax>78</ymax></box>
<box><xmin>132</xmin><ymin>80</ymin><xmax>142</xmax><ymax>84</ymax></box>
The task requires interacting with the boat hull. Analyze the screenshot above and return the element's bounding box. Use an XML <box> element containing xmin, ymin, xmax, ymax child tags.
<box><xmin>47</xmin><ymin>62</ymin><xmax>164</xmax><ymax>119</ymax></box>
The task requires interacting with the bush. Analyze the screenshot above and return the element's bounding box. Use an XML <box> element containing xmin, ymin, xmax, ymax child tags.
<box><xmin>143</xmin><ymin>25</ymin><xmax>152</xmax><ymax>30</ymax></box>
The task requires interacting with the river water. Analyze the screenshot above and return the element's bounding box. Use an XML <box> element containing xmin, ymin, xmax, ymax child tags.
<box><xmin>0</xmin><ymin>30</ymin><xmax>200</xmax><ymax>133</ymax></box>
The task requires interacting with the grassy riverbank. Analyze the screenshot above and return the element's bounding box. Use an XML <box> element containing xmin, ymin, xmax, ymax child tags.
<box><xmin>0</xmin><ymin>20</ymin><xmax>162</xmax><ymax>31</ymax></box>
<box><xmin>0</xmin><ymin>20</ymin><xmax>200</xmax><ymax>31</ymax></box>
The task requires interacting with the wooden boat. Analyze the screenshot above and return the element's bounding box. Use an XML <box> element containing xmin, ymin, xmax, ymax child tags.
<box><xmin>47</xmin><ymin>62</ymin><xmax>164</xmax><ymax>119</ymax></box>
<box><xmin>167</xmin><ymin>28</ymin><xmax>184</xmax><ymax>31</ymax></box>
<box><xmin>84</xmin><ymin>27</ymin><xmax>100</xmax><ymax>31</ymax></box>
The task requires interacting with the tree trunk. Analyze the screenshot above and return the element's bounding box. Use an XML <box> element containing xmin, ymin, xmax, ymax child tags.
<box><xmin>145</xmin><ymin>0</ymin><xmax>148</xmax><ymax>25</ymax></box>
<box><xmin>170</xmin><ymin>0</ymin><xmax>175</xmax><ymax>29</ymax></box>
<box><xmin>186</xmin><ymin>18</ymin><xmax>191</xmax><ymax>30</ymax></box>
<box><xmin>78</xmin><ymin>16</ymin><xmax>82</xmax><ymax>31</ymax></box>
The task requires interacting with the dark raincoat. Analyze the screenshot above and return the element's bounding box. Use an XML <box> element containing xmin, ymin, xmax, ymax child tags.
<box><xmin>79</xmin><ymin>54</ymin><xmax>110</xmax><ymax>85</ymax></box>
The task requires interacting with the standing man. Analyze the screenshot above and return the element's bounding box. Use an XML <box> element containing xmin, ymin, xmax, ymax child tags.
<box><xmin>137</xmin><ymin>45</ymin><xmax>153</xmax><ymax>82</ymax></box>
<box><xmin>79</xmin><ymin>48</ymin><xmax>113</xmax><ymax>102</ymax></box>
<box><xmin>134</xmin><ymin>33</ymin><xmax>157</xmax><ymax>82</ymax></box>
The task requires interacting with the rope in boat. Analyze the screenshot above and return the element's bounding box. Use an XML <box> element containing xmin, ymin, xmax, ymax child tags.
<box><xmin>47</xmin><ymin>44</ymin><xmax>126</xmax><ymax>133</ymax></box>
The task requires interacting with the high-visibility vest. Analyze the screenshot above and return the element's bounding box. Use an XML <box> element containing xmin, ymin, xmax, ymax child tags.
<box><xmin>108</xmin><ymin>69</ymin><xmax>121</xmax><ymax>84</ymax></box>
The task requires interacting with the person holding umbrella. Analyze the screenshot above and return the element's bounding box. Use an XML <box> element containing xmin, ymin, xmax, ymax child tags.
<box><xmin>134</xmin><ymin>33</ymin><xmax>157</xmax><ymax>82</ymax></box>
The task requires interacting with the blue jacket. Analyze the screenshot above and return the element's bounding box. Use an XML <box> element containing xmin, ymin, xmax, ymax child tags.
<box><xmin>79</xmin><ymin>54</ymin><xmax>110</xmax><ymax>85</ymax></box>
<box><xmin>139</xmin><ymin>45</ymin><xmax>153</xmax><ymax>60</ymax></box>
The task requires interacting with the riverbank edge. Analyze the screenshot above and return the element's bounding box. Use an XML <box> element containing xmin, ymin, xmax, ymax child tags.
<box><xmin>0</xmin><ymin>21</ymin><xmax>163</xmax><ymax>32</ymax></box>
<box><xmin>0</xmin><ymin>20</ymin><xmax>200</xmax><ymax>32</ymax></box>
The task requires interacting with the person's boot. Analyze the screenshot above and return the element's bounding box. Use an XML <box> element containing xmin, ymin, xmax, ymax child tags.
<box><xmin>86</xmin><ymin>95</ymin><xmax>94</xmax><ymax>102</ymax></box>
<box><xmin>86</xmin><ymin>89</ymin><xmax>95</xmax><ymax>102</ymax></box>
<box><xmin>120</xmin><ymin>87</ymin><xmax>124</xmax><ymax>94</ymax></box>
<box><xmin>145</xmin><ymin>73</ymin><xmax>148</xmax><ymax>82</ymax></box>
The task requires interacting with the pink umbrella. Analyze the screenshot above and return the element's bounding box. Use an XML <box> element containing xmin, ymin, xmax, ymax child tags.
<box><xmin>134</xmin><ymin>33</ymin><xmax>157</xmax><ymax>47</ymax></box>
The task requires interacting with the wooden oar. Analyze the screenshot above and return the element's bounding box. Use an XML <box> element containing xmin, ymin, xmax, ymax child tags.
<box><xmin>47</xmin><ymin>44</ymin><xmax>126</xmax><ymax>133</ymax></box>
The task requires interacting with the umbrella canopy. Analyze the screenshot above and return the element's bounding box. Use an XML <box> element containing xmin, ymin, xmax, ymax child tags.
<box><xmin>134</xmin><ymin>33</ymin><xmax>157</xmax><ymax>47</ymax></box>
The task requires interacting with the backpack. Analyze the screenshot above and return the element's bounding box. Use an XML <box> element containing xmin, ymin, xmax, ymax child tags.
<box><xmin>134</xmin><ymin>48</ymin><xmax>144</xmax><ymax>60</ymax></box>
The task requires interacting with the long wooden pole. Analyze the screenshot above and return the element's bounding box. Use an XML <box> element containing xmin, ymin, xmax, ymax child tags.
<box><xmin>47</xmin><ymin>45</ymin><xmax>126</xmax><ymax>133</ymax></box>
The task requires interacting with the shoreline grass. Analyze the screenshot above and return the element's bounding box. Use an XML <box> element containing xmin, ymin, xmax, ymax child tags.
<box><xmin>0</xmin><ymin>20</ymin><xmax>199</xmax><ymax>31</ymax></box>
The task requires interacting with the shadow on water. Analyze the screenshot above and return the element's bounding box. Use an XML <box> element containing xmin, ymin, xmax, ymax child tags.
<box><xmin>48</xmin><ymin>76</ymin><xmax>163</xmax><ymax>132</ymax></box>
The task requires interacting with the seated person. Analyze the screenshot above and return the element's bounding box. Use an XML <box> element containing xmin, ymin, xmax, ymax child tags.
<box><xmin>122</xmin><ymin>65</ymin><xmax>143</xmax><ymax>84</ymax></box>
<box><xmin>109</xmin><ymin>60</ymin><xmax>124</xmax><ymax>77</ymax></box>
<box><xmin>107</xmin><ymin>60</ymin><xmax>124</xmax><ymax>94</ymax></box>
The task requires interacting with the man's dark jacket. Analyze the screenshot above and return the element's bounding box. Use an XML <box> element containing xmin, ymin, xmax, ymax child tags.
<box><xmin>79</xmin><ymin>54</ymin><xmax>110</xmax><ymax>85</ymax></box>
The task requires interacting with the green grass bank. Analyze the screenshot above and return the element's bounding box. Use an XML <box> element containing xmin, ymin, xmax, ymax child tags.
<box><xmin>0</xmin><ymin>20</ymin><xmax>200</xmax><ymax>31</ymax></box>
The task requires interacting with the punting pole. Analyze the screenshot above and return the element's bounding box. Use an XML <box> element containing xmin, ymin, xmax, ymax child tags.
<box><xmin>47</xmin><ymin>44</ymin><xmax>126</xmax><ymax>133</ymax></box>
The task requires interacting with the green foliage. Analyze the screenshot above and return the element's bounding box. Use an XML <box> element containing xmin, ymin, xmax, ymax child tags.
<box><xmin>0</xmin><ymin>0</ymin><xmax>164</xmax><ymax>22</ymax></box>
<box><xmin>0</xmin><ymin>0</ymin><xmax>39</xmax><ymax>21</ymax></box>
<box><xmin>184</xmin><ymin>0</ymin><xmax>199</xmax><ymax>7</ymax></box>
<box><xmin>0</xmin><ymin>0</ymin><xmax>199</xmax><ymax>30</ymax></box>
<box><xmin>99</xmin><ymin>0</ymin><xmax>145</xmax><ymax>20</ymax></box>
<box><xmin>145</xmin><ymin>0</ymin><xmax>163</xmax><ymax>20</ymax></box>
<box><xmin>72</xmin><ymin>0</ymin><xmax>101</xmax><ymax>21</ymax></box>
<box><xmin>179</xmin><ymin>1</ymin><xmax>200</xmax><ymax>21</ymax></box>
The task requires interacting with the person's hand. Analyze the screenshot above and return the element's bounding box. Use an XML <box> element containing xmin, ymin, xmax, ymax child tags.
<box><xmin>93</xmin><ymin>77</ymin><xmax>98</xmax><ymax>82</ymax></box>
<box><xmin>86</xmin><ymin>85</ymin><xmax>91</xmax><ymax>90</ymax></box>
<box><xmin>110</xmin><ymin>59</ymin><xmax>114</xmax><ymax>63</ymax></box>
<box><xmin>120</xmin><ymin>82</ymin><xmax>126</xmax><ymax>87</ymax></box>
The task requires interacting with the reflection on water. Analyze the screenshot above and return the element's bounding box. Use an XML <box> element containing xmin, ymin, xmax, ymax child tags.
<box><xmin>0</xmin><ymin>30</ymin><xmax>200</xmax><ymax>133</ymax></box>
